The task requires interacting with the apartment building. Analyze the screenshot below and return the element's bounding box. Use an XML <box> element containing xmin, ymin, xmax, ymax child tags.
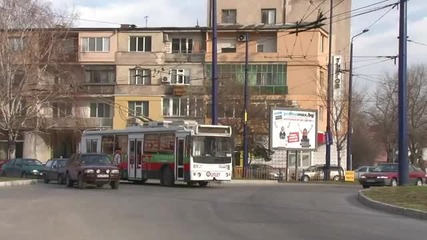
<box><xmin>207</xmin><ymin>0</ymin><xmax>352</xmax><ymax>169</ymax></box>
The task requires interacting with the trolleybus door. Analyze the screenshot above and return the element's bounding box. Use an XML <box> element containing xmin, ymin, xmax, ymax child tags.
<box><xmin>128</xmin><ymin>134</ymin><xmax>143</xmax><ymax>180</ymax></box>
<box><xmin>175</xmin><ymin>136</ymin><xmax>185</xmax><ymax>181</ymax></box>
<box><xmin>81</xmin><ymin>136</ymin><xmax>101</xmax><ymax>153</ymax></box>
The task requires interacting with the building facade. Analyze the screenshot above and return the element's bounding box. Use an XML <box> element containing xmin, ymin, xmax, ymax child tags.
<box><xmin>2</xmin><ymin>1</ymin><xmax>351</xmax><ymax>170</ymax></box>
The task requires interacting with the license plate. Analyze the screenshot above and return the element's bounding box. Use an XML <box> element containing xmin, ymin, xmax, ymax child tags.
<box><xmin>366</xmin><ymin>179</ymin><xmax>376</xmax><ymax>182</ymax></box>
<box><xmin>97</xmin><ymin>174</ymin><xmax>109</xmax><ymax>178</ymax></box>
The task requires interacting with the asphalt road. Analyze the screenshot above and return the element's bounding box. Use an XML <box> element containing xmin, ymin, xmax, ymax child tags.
<box><xmin>0</xmin><ymin>181</ymin><xmax>425</xmax><ymax>240</ymax></box>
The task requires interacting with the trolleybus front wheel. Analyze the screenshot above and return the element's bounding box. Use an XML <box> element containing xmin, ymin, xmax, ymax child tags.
<box><xmin>162</xmin><ymin>167</ymin><xmax>175</xmax><ymax>187</ymax></box>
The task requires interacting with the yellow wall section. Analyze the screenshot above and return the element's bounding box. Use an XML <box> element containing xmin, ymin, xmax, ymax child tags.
<box><xmin>113</xmin><ymin>96</ymin><xmax>164</xmax><ymax>129</ymax></box>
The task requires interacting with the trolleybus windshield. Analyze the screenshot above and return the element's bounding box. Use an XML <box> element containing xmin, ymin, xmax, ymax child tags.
<box><xmin>192</xmin><ymin>136</ymin><xmax>232</xmax><ymax>161</ymax></box>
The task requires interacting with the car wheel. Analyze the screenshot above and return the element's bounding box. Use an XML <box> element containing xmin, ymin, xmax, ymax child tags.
<box><xmin>415</xmin><ymin>178</ymin><xmax>423</xmax><ymax>186</ymax></box>
<box><xmin>96</xmin><ymin>184</ymin><xmax>104</xmax><ymax>188</ymax></box>
<box><xmin>57</xmin><ymin>174</ymin><xmax>64</xmax><ymax>185</ymax></box>
<box><xmin>1</xmin><ymin>171</ymin><xmax>6</xmax><ymax>177</ymax></box>
<box><xmin>66</xmin><ymin>173</ymin><xmax>74</xmax><ymax>188</ymax></box>
<box><xmin>198</xmin><ymin>181</ymin><xmax>209</xmax><ymax>187</ymax></box>
<box><xmin>362</xmin><ymin>185</ymin><xmax>370</xmax><ymax>189</ymax></box>
<box><xmin>43</xmin><ymin>174</ymin><xmax>50</xmax><ymax>184</ymax></box>
<box><xmin>162</xmin><ymin>166</ymin><xmax>174</xmax><ymax>187</ymax></box>
<box><xmin>333</xmin><ymin>175</ymin><xmax>340</xmax><ymax>181</ymax></box>
<box><xmin>77</xmin><ymin>174</ymin><xmax>86</xmax><ymax>189</ymax></box>
<box><xmin>390</xmin><ymin>178</ymin><xmax>398</xmax><ymax>187</ymax></box>
<box><xmin>302</xmin><ymin>175</ymin><xmax>310</xmax><ymax>182</ymax></box>
<box><xmin>21</xmin><ymin>172</ymin><xmax>27</xmax><ymax>178</ymax></box>
<box><xmin>110</xmin><ymin>181</ymin><xmax>119</xmax><ymax>189</ymax></box>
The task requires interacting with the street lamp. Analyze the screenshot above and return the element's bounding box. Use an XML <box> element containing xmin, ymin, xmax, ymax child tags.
<box><xmin>347</xmin><ymin>28</ymin><xmax>369</xmax><ymax>171</ymax></box>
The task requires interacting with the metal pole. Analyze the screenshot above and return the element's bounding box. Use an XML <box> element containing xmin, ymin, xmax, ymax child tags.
<box><xmin>211</xmin><ymin>0</ymin><xmax>219</xmax><ymax>125</ymax></box>
<box><xmin>347</xmin><ymin>41</ymin><xmax>353</xmax><ymax>171</ymax></box>
<box><xmin>325</xmin><ymin>0</ymin><xmax>334</xmax><ymax>181</ymax></box>
<box><xmin>243</xmin><ymin>32</ymin><xmax>249</xmax><ymax>170</ymax></box>
<box><xmin>398</xmin><ymin>0</ymin><xmax>409</xmax><ymax>185</ymax></box>
<box><xmin>347</xmin><ymin>29</ymin><xmax>369</xmax><ymax>171</ymax></box>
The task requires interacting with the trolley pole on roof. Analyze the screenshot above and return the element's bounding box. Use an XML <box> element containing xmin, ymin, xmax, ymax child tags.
<box><xmin>211</xmin><ymin>0</ymin><xmax>219</xmax><ymax>125</ymax></box>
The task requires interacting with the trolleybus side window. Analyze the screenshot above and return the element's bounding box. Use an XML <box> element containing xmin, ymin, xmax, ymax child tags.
<box><xmin>102</xmin><ymin>136</ymin><xmax>114</xmax><ymax>155</ymax></box>
<box><xmin>86</xmin><ymin>139</ymin><xmax>98</xmax><ymax>153</ymax></box>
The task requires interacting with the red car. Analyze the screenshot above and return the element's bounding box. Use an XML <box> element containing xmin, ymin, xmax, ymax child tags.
<box><xmin>359</xmin><ymin>163</ymin><xmax>426</xmax><ymax>188</ymax></box>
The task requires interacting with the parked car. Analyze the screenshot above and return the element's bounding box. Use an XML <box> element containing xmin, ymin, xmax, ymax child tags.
<box><xmin>246</xmin><ymin>164</ymin><xmax>283</xmax><ymax>180</ymax></box>
<box><xmin>354</xmin><ymin>166</ymin><xmax>376</xmax><ymax>179</ymax></box>
<box><xmin>64</xmin><ymin>153</ymin><xmax>120</xmax><ymax>189</ymax></box>
<box><xmin>0</xmin><ymin>158</ymin><xmax>44</xmax><ymax>178</ymax></box>
<box><xmin>359</xmin><ymin>163</ymin><xmax>426</xmax><ymax>188</ymax></box>
<box><xmin>300</xmin><ymin>164</ymin><xmax>344</xmax><ymax>181</ymax></box>
<box><xmin>42</xmin><ymin>158</ymin><xmax>69</xmax><ymax>184</ymax></box>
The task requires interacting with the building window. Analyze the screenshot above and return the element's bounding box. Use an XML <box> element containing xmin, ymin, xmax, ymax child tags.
<box><xmin>288</xmin><ymin>151</ymin><xmax>311</xmax><ymax>168</ymax></box>
<box><xmin>82</xmin><ymin>37</ymin><xmax>110</xmax><ymax>52</ymax></box>
<box><xmin>172</xmin><ymin>38</ymin><xmax>193</xmax><ymax>53</ymax></box>
<box><xmin>320</xmin><ymin>34</ymin><xmax>326</xmax><ymax>52</ymax></box>
<box><xmin>206</xmin><ymin>64</ymin><xmax>288</xmax><ymax>94</ymax></box>
<box><xmin>222</xmin><ymin>9</ymin><xmax>237</xmax><ymax>24</ymax></box>
<box><xmin>128</xmin><ymin>101</ymin><xmax>149</xmax><ymax>117</ymax></box>
<box><xmin>90</xmin><ymin>103</ymin><xmax>111</xmax><ymax>118</ymax></box>
<box><xmin>129</xmin><ymin>36</ymin><xmax>152</xmax><ymax>52</ymax></box>
<box><xmin>261</xmin><ymin>9</ymin><xmax>276</xmax><ymax>24</ymax></box>
<box><xmin>52</xmin><ymin>102</ymin><xmax>72</xmax><ymax>118</ymax></box>
<box><xmin>163</xmin><ymin>98</ymin><xmax>203</xmax><ymax>117</ymax></box>
<box><xmin>84</xmin><ymin>66</ymin><xmax>115</xmax><ymax>84</ymax></box>
<box><xmin>130</xmin><ymin>68</ymin><xmax>151</xmax><ymax>85</ymax></box>
<box><xmin>257</xmin><ymin>37</ymin><xmax>277</xmax><ymax>53</ymax></box>
<box><xmin>218</xmin><ymin>38</ymin><xmax>237</xmax><ymax>53</ymax></box>
<box><xmin>170</xmin><ymin>69</ymin><xmax>190</xmax><ymax>85</ymax></box>
<box><xmin>8</xmin><ymin>37</ymin><xmax>25</xmax><ymax>51</ymax></box>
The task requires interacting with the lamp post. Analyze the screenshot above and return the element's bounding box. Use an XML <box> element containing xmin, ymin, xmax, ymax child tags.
<box><xmin>347</xmin><ymin>29</ymin><xmax>369</xmax><ymax>171</ymax></box>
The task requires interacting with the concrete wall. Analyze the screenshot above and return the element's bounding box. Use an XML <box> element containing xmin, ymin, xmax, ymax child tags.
<box><xmin>23</xmin><ymin>132</ymin><xmax>51</xmax><ymax>162</ymax></box>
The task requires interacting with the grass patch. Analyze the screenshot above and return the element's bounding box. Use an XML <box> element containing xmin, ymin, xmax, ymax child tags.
<box><xmin>364</xmin><ymin>187</ymin><xmax>427</xmax><ymax>212</ymax></box>
<box><xmin>0</xmin><ymin>177</ymin><xmax>24</xmax><ymax>182</ymax></box>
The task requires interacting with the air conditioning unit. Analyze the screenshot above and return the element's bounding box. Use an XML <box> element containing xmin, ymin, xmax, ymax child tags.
<box><xmin>237</xmin><ymin>34</ymin><xmax>247</xmax><ymax>42</ymax></box>
<box><xmin>161</xmin><ymin>76</ymin><xmax>171</xmax><ymax>83</ymax></box>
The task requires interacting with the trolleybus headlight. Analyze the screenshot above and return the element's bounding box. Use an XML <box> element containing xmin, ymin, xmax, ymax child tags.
<box><xmin>111</xmin><ymin>169</ymin><xmax>119</xmax><ymax>174</ymax></box>
<box><xmin>84</xmin><ymin>169</ymin><xmax>94</xmax><ymax>173</ymax></box>
<box><xmin>106</xmin><ymin>169</ymin><xmax>110</xmax><ymax>174</ymax></box>
<box><xmin>96</xmin><ymin>169</ymin><xmax>101</xmax><ymax>173</ymax></box>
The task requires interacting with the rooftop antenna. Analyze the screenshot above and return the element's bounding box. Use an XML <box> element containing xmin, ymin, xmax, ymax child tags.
<box><xmin>196</xmin><ymin>18</ymin><xmax>200</xmax><ymax>27</ymax></box>
<box><xmin>144</xmin><ymin>16</ymin><xmax>149</xmax><ymax>27</ymax></box>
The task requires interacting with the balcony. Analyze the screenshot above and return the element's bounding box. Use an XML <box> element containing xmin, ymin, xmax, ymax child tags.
<box><xmin>165</xmin><ymin>52</ymin><xmax>205</xmax><ymax>63</ymax></box>
<box><xmin>78</xmin><ymin>84</ymin><xmax>115</xmax><ymax>95</ymax></box>
<box><xmin>40</xmin><ymin>117</ymin><xmax>113</xmax><ymax>129</ymax></box>
<box><xmin>115</xmin><ymin>84</ymin><xmax>164</xmax><ymax>96</ymax></box>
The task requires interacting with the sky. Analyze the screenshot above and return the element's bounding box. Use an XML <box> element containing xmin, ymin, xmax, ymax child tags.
<box><xmin>48</xmin><ymin>0</ymin><xmax>427</xmax><ymax>91</ymax></box>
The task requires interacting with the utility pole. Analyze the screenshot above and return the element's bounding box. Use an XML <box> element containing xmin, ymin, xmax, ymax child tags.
<box><xmin>243</xmin><ymin>32</ymin><xmax>249</xmax><ymax>171</ymax></box>
<box><xmin>211</xmin><ymin>0</ymin><xmax>218</xmax><ymax>125</ymax></box>
<box><xmin>398</xmin><ymin>0</ymin><xmax>409</xmax><ymax>185</ymax></box>
<box><xmin>347</xmin><ymin>29</ymin><xmax>369</xmax><ymax>171</ymax></box>
<box><xmin>325</xmin><ymin>0</ymin><xmax>334</xmax><ymax>181</ymax></box>
<box><xmin>144</xmin><ymin>16</ymin><xmax>149</xmax><ymax>28</ymax></box>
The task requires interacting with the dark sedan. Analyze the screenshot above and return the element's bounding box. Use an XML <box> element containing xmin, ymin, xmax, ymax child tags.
<box><xmin>43</xmin><ymin>158</ymin><xmax>69</xmax><ymax>184</ymax></box>
<box><xmin>0</xmin><ymin>158</ymin><xmax>44</xmax><ymax>178</ymax></box>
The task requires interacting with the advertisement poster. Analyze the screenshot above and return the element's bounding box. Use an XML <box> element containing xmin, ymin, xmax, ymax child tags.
<box><xmin>270</xmin><ymin>108</ymin><xmax>318</xmax><ymax>151</ymax></box>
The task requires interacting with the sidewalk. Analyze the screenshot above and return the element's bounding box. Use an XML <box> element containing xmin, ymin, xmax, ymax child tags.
<box><xmin>0</xmin><ymin>179</ymin><xmax>38</xmax><ymax>188</ymax></box>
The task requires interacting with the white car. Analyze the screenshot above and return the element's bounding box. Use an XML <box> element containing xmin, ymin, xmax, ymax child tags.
<box><xmin>354</xmin><ymin>166</ymin><xmax>376</xmax><ymax>179</ymax></box>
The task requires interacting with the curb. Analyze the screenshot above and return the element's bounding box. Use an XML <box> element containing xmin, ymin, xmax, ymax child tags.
<box><xmin>0</xmin><ymin>179</ymin><xmax>38</xmax><ymax>188</ymax></box>
<box><xmin>357</xmin><ymin>190</ymin><xmax>427</xmax><ymax>221</ymax></box>
<box><xmin>220</xmin><ymin>180</ymin><xmax>280</xmax><ymax>185</ymax></box>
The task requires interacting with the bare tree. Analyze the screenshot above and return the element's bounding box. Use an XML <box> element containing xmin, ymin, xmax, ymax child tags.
<box><xmin>369</xmin><ymin>64</ymin><xmax>427</xmax><ymax>167</ymax></box>
<box><xmin>205</xmin><ymin>76</ymin><xmax>288</xmax><ymax>162</ymax></box>
<box><xmin>0</xmin><ymin>0</ymin><xmax>76</xmax><ymax>159</ymax></box>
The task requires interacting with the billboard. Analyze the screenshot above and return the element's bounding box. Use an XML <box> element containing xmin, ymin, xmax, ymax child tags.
<box><xmin>270</xmin><ymin>108</ymin><xmax>318</xmax><ymax>151</ymax></box>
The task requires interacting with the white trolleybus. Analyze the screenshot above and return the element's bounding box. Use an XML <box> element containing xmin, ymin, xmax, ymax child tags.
<box><xmin>79</xmin><ymin>120</ymin><xmax>233</xmax><ymax>187</ymax></box>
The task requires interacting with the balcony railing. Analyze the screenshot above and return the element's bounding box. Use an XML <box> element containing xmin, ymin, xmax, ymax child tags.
<box><xmin>78</xmin><ymin>84</ymin><xmax>115</xmax><ymax>95</ymax></box>
<box><xmin>165</xmin><ymin>52</ymin><xmax>205</xmax><ymax>63</ymax></box>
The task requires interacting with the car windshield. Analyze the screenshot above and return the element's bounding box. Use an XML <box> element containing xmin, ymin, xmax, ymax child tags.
<box><xmin>306</xmin><ymin>166</ymin><xmax>322</xmax><ymax>172</ymax></box>
<box><xmin>22</xmin><ymin>159</ymin><xmax>43</xmax><ymax>166</ymax></box>
<box><xmin>192</xmin><ymin>136</ymin><xmax>232</xmax><ymax>158</ymax></box>
<box><xmin>372</xmin><ymin>164</ymin><xmax>398</xmax><ymax>172</ymax></box>
<box><xmin>81</xmin><ymin>155</ymin><xmax>112</xmax><ymax>166</ymax></box>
